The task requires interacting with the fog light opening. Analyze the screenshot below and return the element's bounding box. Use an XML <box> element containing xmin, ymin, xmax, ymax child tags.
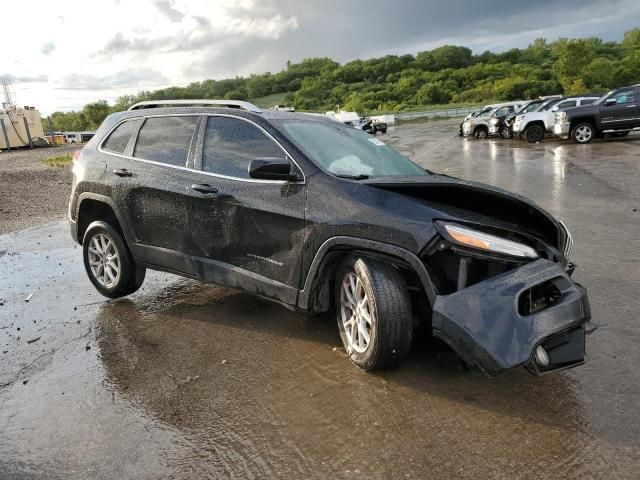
<box><xmin>535</xmin><ymin>345</ymin><xmax>550</xmax><ymax>367</ymax></box>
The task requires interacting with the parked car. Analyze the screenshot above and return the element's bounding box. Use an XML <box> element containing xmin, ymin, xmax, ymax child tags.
<box><xmin>462</xmin><ymin>102</ymin><xmax>525</xmax><ymax>139</ymax></box>
<box><xmin>352</xmin><ymin>117</ymin><xmax>387</xmax><ymax>135</ymax></box>
<box><xmin>458</xmin><ymin>103</ymin><xmax>502</xmax><ymax>136</ymax></box>
<box><xmin>512</xmin><ymin>95</ymin><xmax>601</xmax><ymax>143</ymax></box>
<box><xmin>499</xmin><ymin>99</ymin><xmax>547</xmax><ymax>139</ymax></box>
<box><xmin>68</xmin><ymin>99</ymin><xmax>591</xmax><ymax>376</ymax></box>
<box><xmin>554</xmin><ymin>85</ymin><xmax>640</xmax><ymax>143</ymax></box>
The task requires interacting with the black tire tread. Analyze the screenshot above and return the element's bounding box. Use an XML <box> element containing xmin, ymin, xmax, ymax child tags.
<box><xmin>360</xmin><ymin>258</ymin><xmax>413</xmax><ymax>370</ymax></box>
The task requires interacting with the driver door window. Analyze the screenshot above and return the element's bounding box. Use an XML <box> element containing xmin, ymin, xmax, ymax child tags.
<box><xmin>203</xmin><ymin>116</ymin><xmax>284</xmax><ymax>179</ymax></box>
<box><xmin>495</xmin><ymin>106</ymin><xmax>514</xmax><ymax>116</ymax></box>
<box><xmin>611</xmin><ymin>90</ymin><xmax>635</xmax><ymax>105</ymax></box>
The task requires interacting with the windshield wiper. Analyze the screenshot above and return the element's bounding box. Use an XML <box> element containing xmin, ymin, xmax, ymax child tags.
<box><xmin>334</xmin><ymin>174</ymin><xmax>370</xmax><ymax>180</ymax></box>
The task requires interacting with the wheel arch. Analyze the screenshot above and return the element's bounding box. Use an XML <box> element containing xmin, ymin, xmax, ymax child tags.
<box><xmin>298</xmin><ymin>236</ymin><xmax>437</xmax><ymax>314</ymax></box>
<box><xmin>523</xmin><ymin>120</ymin><xmax>545</xmax><ymax>130</ymax></box>
<box><xmin>473</xmin><ymin>124</ymin><xmax>488</xmax><ymax>134</ymax></box>
<box><xmin>75</xmin><ymin>193</ymin><xmax>132</xmax><ymax>246</ymax></box>
<box><xmin>570</xmin><ymin>116</ymin><xmax>597</xmax><ymax>130</ymax></box>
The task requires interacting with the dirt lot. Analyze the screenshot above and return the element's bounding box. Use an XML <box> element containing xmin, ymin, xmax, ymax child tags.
<box><xmin>1</xmin><ymin>121</ymin><xmax>640</xmax><ymax>479</ymax></box>
<box><xmin>0</xmin><ymin>144</ymin><xmax>77</xmax><ymax>234</ymax></box>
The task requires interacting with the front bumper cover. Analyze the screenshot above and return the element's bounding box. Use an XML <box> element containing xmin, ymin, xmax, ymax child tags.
<box><xmin>554</xmin><ymin>122</ymin><xmax>570</xmax><ymax>138</ymax></box>
<box><xmin>431</xmin><ymin>259</ymin><xmax>590</xmax><ymax>377</ymax></box>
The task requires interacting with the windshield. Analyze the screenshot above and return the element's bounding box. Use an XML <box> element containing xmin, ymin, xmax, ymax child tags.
<box><xmin>540</xmin><ymin>99</ymin><xmax>563</xmax><ymax>111</ymax></box>
<box><xmin>593</xmin><ymin>91</ymin><xmax>614</xmax><ymax>105</ymax></box>
<box><xmin>522</xmin><ymin>101</ymin><xmax>544</xmax><ymax>113</ymax></box>
<box><xmin>279</xmin><ymin>120</ymin><xmax>427</xmax><ymax>178</ymax></box>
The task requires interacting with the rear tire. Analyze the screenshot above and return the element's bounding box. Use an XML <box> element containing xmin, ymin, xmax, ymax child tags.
<box><xmin>82</xmin><ymin>221</ymin><xmax>146</xmax><ymax>299</ymax></box>
<box><xmin>571</xmin><ymin>122</ymin><xmax>595</xmax><ymax>144</ymax></box>
<box><xmin>524</xmin><ymin>124</ymin><xmax>545</xmax><ymax>143</ymax></box>
<box><xmin>335</xmin><ymin>257</ymin><xmax>413</xmax><ymax>371</ymax></box>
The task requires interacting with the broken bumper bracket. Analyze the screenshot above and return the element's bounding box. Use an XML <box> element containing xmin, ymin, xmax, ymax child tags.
<box><xmin>431</xmin><ymin>259</ymin><xmax>591</xmax><ymax>376</ymax></box>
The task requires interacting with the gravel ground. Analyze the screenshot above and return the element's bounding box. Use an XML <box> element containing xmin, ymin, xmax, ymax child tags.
<box><xmin>0</xmin><ymin>144</ymin><xmax>79</xmax><ymax>234</ymax></box>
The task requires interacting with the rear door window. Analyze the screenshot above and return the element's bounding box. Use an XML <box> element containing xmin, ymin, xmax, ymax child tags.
<box><xmin>133</xmin><ymin>116</ymin><xmax>199</xmax><ymax>166</ymax></box>
<box><xmin>202</xmin><ymin>116</ymin><xmax>284</xmax><ymax>179</ymax></box>
<box><xmin>102</xmin><ymin>119</ymin><xmax>143</xmax><ymax>154</ymax></box>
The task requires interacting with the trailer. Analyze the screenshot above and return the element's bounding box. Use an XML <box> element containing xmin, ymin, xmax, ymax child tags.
<box><xmin>0</xmin><ymin>107</ymin><xmax>45</xmax><ymax>150</ymax></box>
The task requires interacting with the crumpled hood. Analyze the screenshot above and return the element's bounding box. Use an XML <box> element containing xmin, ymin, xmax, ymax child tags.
<box><xmin>362</xmin><ymin>175</ymin><xmax>562</xmax><ymax>248</ymax></box>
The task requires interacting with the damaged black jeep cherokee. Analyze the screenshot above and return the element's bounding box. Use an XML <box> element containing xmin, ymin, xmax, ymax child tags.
<box><xmin>68</xmin><ymin>99</ymin><xmax>591</xmax><ymax>376</ymax></box>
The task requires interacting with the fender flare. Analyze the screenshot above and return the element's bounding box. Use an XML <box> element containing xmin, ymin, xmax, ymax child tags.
<box><xmin>296</xmin><ymin>236</ymin><xmax>437</xmax><ymax>310</ymax></box>
<box><xmin>74</xmin><ymin>192</ymin><xmax>135</xmax><ymax>245</ymax></box>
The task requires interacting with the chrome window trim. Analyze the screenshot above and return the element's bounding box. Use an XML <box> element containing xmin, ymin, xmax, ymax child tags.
<box><xmin>98</xmin><ymin>113</ymin><xmax>306</xmax><ymax>184</ymax></box>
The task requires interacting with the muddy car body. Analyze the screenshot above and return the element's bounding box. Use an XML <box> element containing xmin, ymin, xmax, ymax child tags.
<box><xmin>68</xmin><ymin>100</ymin><xmax>591</xmax><ymax>376</ymax></box>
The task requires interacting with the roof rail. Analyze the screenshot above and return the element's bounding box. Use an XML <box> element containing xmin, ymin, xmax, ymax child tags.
<box><xmin>127</xmin><ymin>99</ymin><xmax>262</xmax><ymax>113</ymax></box>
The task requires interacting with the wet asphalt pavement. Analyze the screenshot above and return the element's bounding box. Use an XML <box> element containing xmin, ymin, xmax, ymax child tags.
<box><xmin>1</xmin><ymin>119</ymin><xmax>639</xmax><ymax>479</ymax></box>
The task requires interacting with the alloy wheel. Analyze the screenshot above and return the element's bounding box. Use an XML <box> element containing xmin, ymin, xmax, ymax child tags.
<box><xmin>87</xmin><ymin>233</ymin><xmax>121</xmax><ymax>288</ymax></box>
<box><xmin>340</xmin><ymin>272</ymin><xmax>374</xmax><ymax>353</ymax></box>
<box><xmin>575</xmin><ymin>126</ymin><xmax>593</xmax><ymax>143</ymax></box>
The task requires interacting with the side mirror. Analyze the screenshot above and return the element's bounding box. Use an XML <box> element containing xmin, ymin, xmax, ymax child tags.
<box><xmin>551</xmin><ymin>106</ymin><xmax>559</xmax><ymax>112</ymax></box>
<box><xmin>248</xmin><ymin>157</ymin><xmax>300</xmax><ymax>181</ymax></box>
<box><xmin>605</xmin><ymin>98</ymin><xmax>617</xmax><ymax>106</ymax></box>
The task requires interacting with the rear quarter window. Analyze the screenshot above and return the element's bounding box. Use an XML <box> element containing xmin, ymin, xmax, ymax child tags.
<box><xmin>102</xmin><ymin>119</ymin><xmax>143</xmax><ymax>154</ymax></box>
<box><xmin>134</xmin><ymin>116</ymin><xmax>199</xmax><ymax>166</ymax></box>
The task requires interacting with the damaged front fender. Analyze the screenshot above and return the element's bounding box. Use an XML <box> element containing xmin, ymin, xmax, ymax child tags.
<box><xmin>432</xmin><ymin>259</ymin><xmax>590</xmax><ymax>376</ymax></box>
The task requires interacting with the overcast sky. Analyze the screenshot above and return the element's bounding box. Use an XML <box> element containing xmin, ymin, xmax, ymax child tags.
<box><xmin>4</xmin><ymin>0</ymin><xmax>640</xmax><ymax>115</ymax></box>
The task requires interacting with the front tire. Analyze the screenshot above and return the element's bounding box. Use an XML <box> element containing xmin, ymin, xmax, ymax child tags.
<box><xmin>571</xmin><ymin>123</ymin><xmax>595</xmax><ymax>144</ymax></box>
<box><xmin>82</xmin><ymin>221</ymin><xmax>146</xmax><ymax>298</ymax></box>
<box><xmin>335</xmin><ymin>257</ymin><xmax>412</xmax><ymax>371</ymax></box>
<box><xmin>499</xmin><ymin>127</ymin><xmax>512</xmax><ymax>139</ymax></box>
<box><xmin>524</xmin><ymin>124</ymin><xmax>545</xmax><ymax>143</ymax></box>
<box><xmin>474</xmin><ymin>127</ymin><xmax>488</xmax><ymax>139</ymax></box>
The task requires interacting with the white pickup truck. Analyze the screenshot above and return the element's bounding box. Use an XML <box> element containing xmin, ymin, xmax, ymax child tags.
<box><xmin>512</xmin><ymin>96</ymin><xmax>600</xmax><ymax>143</ymax></box>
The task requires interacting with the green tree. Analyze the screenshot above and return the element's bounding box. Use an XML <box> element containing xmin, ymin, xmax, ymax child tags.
<box><xmin>552</xmin><ymin>39</ymin><xmax>595</xmax><ymax>90</ymax></box>
<box><xmin>415</xmin><ymin>82</ymin><xmax>450</xmax><ymax>104</ymax></box>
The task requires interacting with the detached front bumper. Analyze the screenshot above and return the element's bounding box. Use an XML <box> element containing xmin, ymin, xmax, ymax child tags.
<box><xmin>554</xmin><ymin>122</ymin><xmax>571</xmax><ymax>138</ymax></box>
<box><xmin>431</xmin><ymin>259</ymin><xmax>590</xmax><ymax>377</ymax></box>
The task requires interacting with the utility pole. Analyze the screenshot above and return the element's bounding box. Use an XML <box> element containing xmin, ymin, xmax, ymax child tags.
<box><xmin>1</xmin><ymin>76</ymin><xmax>15</xmax><ymax>110</ymax></box>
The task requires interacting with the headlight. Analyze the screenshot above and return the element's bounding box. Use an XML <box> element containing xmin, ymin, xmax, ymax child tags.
<box><xmin>515</xmin><ymin>114</ymin><xmax>524</xmax><ymax>122</ymax></box>
<box><xmin>490</xmin><ymin>118</ymin><xmax>499</xmax><ymax>125</ymax></box>
<box><xmin>441</xmin><ymin>223</ymin><xmax>539</xmax><ymax>259</ymax></box>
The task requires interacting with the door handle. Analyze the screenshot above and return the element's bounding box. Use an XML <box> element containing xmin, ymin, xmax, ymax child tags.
<box><xmin>113</xmin><ymin>168</ymin><xmax>133</xmax><ymax>177</ymax></box>
<box><xmin>191</xmin><ymin>183</ymin><xmax>219</xmax><ymax>194</ymax></box>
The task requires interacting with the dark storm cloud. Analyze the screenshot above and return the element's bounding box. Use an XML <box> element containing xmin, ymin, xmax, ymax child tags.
<box><xmin>98</xmin><ymin>0</ymin><xmax>640</xmax><ymax>82</ymax></box>
<box><xmin>187</xmin><ymin>0</ymin><xmax>640</xmax><ymax>79</ymax></box>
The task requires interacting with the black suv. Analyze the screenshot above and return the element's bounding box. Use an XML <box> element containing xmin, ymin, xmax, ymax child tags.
<box><xmin>69</xmin><ymin>99</ymin><xmax>591</xmax><ymax>376</ymax></box>
<box><xmin>554</xmin><ymin>85</ymin><xmax>640</xmax><ymax>143</ymax></box>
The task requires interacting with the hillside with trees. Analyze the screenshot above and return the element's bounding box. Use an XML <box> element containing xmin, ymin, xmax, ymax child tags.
<box><xmin>46</xmin><ymin>29</ymin><xmax>640</xmax><ymax>131</ymax></box>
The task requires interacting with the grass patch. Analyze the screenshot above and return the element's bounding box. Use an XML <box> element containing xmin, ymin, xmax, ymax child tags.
<box><xmin>249</xmin><ymin>92</ymin><xmax>288</xmax><ymax>109</ymax></box>
<box><xmin>42</xmin><ymin>153</ymin><xmax>73</xmax><ymax>167</ymax></box>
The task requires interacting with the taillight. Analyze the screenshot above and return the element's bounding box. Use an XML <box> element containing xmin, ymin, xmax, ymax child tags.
<box><xmin>72</xmin><ymin>149</ymin><xmax>81</xmax><ymax>163</ymax></box>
